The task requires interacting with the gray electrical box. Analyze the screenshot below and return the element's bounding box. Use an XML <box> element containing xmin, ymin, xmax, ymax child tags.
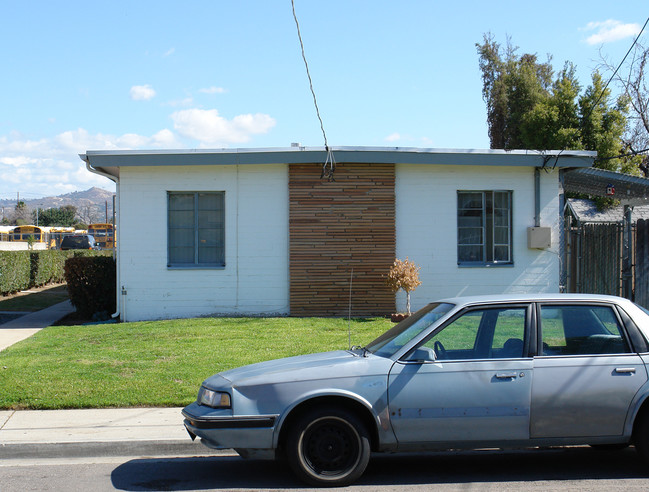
<box><xmin>527</xmin><ymin>227</ymin><xmax>551</xmax><ymax>249</ymax></box>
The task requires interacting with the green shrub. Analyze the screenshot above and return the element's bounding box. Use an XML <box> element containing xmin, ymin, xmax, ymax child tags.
<box><xmin>64</xmin><ymin>256</ymin><xmax>116</xmax><ymax>317</ymax></box>
<box><xmin>30</xmin><ymin>250</ymin><xmax>68</xmax><ymax>286</ymax></box>
<box><xmin>0</xmin><ymin>251</ymin><xmax>31</xmax><ymax>294</ymax></box>
<box><xmin>0</xmin><ymin>250</ymin><xmax>112</xmax><ymax>296</ymax></box>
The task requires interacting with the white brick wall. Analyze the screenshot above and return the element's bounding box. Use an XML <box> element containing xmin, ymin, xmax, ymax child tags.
<box><xmin>116</xmin><ymin>161</ymin><xmax>563</xmax><ymax>320</ymax></box>
<box><xmin>395</xmin><ymin>164</ymin><xmax>561</xmax><ymax>312</ymax></box>
<box><xmin>117</xmin><ymin>164</ymin><xmax>289</xmax><ymax>321</ymax></box>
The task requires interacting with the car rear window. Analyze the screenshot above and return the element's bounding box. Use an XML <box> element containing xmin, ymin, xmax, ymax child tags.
<box><xmin>62</xmin><ymin>236</ymin><xmax>89</xmax><ymax>247</ymax></box>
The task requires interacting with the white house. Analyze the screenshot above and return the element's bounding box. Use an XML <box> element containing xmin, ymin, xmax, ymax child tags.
<box><xmin>81</xmin><ymin>146</ymin><xmax>595</xmax><ymax>322</ymax></box>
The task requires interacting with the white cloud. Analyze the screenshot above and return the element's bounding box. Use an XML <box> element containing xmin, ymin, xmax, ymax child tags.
<box><xmin>164</xmin><ymin>47</ymin><xmax>175</xmax><ymax>57</ymax></box>
<box><xmin>0</xmin><ymin>105</ymin><xmax>277</xmax><ymax>198</ymax></box>
<box><xmin>130</xmin><ymin>84</ymin><xmax>156</xmax><ymax>101</ymax></box>
<box><xmin>582</xmin><ymin>20</ymin><xmax>641</xmax><ymax>45</ymax></box>
<box><xmin>0</xmin><ymin>128</ymin><xmax>183</xmax><ymax>199</ymax></box>
<box><xmin>171</xmin><ymin>108</ymin><xmax>276</xmax><ymax>145</ymax></box>
<box><xmin>199</xmin><ymin>86</ymin><xmax>226</xmax><ymax>94</ymax></box>
<box><xmin>385</xmin><ymin>133</ymin><xmax>401</xmax><ymax>142</ymax></box>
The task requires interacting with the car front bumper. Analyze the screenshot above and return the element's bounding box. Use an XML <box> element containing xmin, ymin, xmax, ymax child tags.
<box><xmin>182</xmin><ymin>402</ymin><xmax>278</xmax><ymax>452</ymax></box>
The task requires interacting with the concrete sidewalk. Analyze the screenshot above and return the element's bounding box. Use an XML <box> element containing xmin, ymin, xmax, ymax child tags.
<box><xmin>0</xmin><ymin>407</ymin><xmax>223</xmax><ymax>459</ymax></box>
<box><xmin>0</xmin><ymin>300</ymin><xmax>75</xmax><ymax>352</ymax></box>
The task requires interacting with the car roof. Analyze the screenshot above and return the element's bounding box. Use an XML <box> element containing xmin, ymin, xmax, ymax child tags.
<box><xmin>435</xmin><ymin>293</ymin><xmax>632</xmax><ymax>307</ymax></box>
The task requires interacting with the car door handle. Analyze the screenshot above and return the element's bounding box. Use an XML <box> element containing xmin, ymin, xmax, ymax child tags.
<box><xmin>615</xmin><ymin>367</ymin><xmax>636</xmax><ymax>374</ymax></box>
<box><xmin>495</xmin><ymin>372</ymin><xmax>518</xmax><ymax>379</ymax></box>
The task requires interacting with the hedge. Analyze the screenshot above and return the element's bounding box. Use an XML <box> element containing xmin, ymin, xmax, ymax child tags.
<box><xmin>64</xmin><ymin>256</ymin><xmax>116</xmax><ymax>317</ymax></box>
<box><xmin>0</xmin><ymin>251</ymin><xmax>31</xmax><ymax>294</ymax></box>
<box><xmin>0</xmin><ymin>250</ymin><xmax>110</xmax><ymax>296</ymax></box>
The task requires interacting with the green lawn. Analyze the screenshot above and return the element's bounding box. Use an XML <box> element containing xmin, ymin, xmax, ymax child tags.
<box><xmin>0</xmin><ymin>316</ymin><xmax>392</xmax><ymax>410</ymax></box>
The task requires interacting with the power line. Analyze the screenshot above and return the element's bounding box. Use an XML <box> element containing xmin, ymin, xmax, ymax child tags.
<box><xmin>549</xmin><ymin>17</ymin><xmax>649</xmax><ymax>171</ymax></box>
<box><xmin>584</xmin><ymin>16</ymin><xmax>649</xmax><ymax>120</ymax></box>
<box><xmin>290</xmin><ymin>0</ymin><xmax>336</xmax><ymax>180</ymax></box>
<box><xmin>598</xmin><ymin>147</ymin><xmax>649</xmax><ymax>161</ymax></box>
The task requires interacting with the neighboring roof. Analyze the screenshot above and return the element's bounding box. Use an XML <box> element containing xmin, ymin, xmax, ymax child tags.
<box><xmin>564</xmin><ymin>167</ymin><xmax>649</xmax><ymax>205</ymax></box>
<box><xmin>566</xmin><ymin>198</ymin><xmax>649</xmax><ymax>223</ymax></box>
<box><xmin>80</xmin><ymin>146</ymin><xmax>596</xmax><ymax>180</ymax></box>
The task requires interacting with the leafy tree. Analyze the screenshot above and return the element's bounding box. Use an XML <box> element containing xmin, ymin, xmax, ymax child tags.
<box><xmin>476</xmin><ymin>34</ymin><xmax>553</xmax><ymax>149</ymax></box>
<box><xmin>520</xmin><ymin>63</ymin><xmax>582</xmax><ymax>150</ymax></box>
<box><xmin>33</xmin><ymin>205</ymin><xmax>77</xmax><ymax>227</ymax></box>
<box><xmin>476</xmin><ymin>34</ymin><xmax>630</xmax><ymax>174</ymax></box>
<box><xmin>599</xmin><ymin>41</ymin><xmax>648</xmax><ymax>175</ymax></box>
<box><xmin>579</xmin><ymin>73</ymin><xmax>632</xmax><ymax>173</ymax></box>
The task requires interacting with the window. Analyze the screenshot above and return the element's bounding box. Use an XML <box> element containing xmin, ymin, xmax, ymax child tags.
<box><xmin>416</xmin><ymin>307</ymin><xmax>527</xmax><ymax>360</ymax></box>
<box><xmin>539</xmin><ymin>304</ymin><xmax>631</xmax><ymax>356</ymax></box>
<box><xmin>168</xmin><ymin>192</ymin><xmax>225</xmax><ymax>267</ymax></box>
<box><xmin>457</xmin><ymin>191</ymin><xmax>512</xmax><ymax>265</ymax></box>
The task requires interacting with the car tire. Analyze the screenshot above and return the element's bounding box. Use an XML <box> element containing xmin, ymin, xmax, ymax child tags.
<box><xmin>286</xmin><ymin>406</ymin><xmax>371</xmax><ymax>487</ymax></box>
<box><xmin>635</xmin><ymin>413</ymin><xmax>649</xmax><ymax>463</ymax></box>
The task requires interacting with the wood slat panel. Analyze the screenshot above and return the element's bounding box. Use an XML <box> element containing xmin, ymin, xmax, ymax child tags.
<box><xmin>289</xmin><ymin>163</ymin><xmax>395</xmax><ymax>316</ymax></box>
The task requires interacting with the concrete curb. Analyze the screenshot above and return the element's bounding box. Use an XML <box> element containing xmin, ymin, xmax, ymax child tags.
<box><xmin>0</xmin><ymin>439</ymin><xmax>234</xmax><ymax>460</ymax></box>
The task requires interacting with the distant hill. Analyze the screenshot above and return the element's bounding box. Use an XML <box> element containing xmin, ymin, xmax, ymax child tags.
<box><xmin>0</xmin><ymin>187</ymin><xmax>115</xmax><ymax>224</ymax></box>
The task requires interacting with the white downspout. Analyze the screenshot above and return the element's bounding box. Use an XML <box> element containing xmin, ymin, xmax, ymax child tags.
<box><xmin>80</xmin><ymin>155</ymin><xmax>121</xmax><ymax>320</ymax></box>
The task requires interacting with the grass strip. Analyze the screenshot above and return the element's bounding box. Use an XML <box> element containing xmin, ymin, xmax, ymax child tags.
<box><xmin>0</xmin><ymin>284</ymin><xmax>69</xmax><ymax>312</ymax></box>
<box><xmin>0</xmin><ymin>316</ymin><xmax>391</xmax><ymax>410</ymax></box>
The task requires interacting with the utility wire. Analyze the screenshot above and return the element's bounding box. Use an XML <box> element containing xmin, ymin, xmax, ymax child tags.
<box><xmin>290</xmin><ymin>0</ymin><xmax>336</xmax><ymax>180</ymax></box>
<box><xmin>584</xmin><ymin>16</ymin><xmax>649</xmax><ymax>122</ymax></box>
<box><xmin>599</xmin><ymin>147</ymin><xmax>649</xmax><ymax>161</ymax></box>
<box><xmin>548</xmin><ymin>16</ymin><xmax>649</xmax><ymax>171</ymax></box>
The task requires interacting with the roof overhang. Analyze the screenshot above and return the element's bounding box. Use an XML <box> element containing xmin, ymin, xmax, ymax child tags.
<box><xmin>80</xmin><ymin>146</ymin><xmax>596</xmax><ymax>181</ymax></box>
<box><xmin>564</xmin><ymin>168</ymin><xmax>649</xmax><ymax>206</ymax></box>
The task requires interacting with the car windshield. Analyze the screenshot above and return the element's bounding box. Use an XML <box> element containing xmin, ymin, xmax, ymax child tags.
<box><xmin>365</xmin><ymin>302</ymin><xmax>455</xmax><ymax>358</ymax></box>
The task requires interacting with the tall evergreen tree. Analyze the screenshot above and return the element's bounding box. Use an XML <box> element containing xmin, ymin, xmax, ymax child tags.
<box><xmin>476</xmin><ymin>34</ymin><xmax>631</xmax><ymax>174</ymax></box>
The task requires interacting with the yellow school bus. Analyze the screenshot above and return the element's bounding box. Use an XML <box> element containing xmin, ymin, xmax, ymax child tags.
<box><xmin>88</xmin><ymin>223</ymin><xmax>115</xmax><ymax>249</ymax></box>
<box><xmin>11</xmin><ymin>225</ymin><xmax>47</xmax><ymax>242</ymax></box>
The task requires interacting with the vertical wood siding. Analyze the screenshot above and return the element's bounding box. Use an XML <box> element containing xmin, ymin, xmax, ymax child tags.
<box><xmin>289</xmin><ymin>163</ymin><xmax>396</xmax><ymax>316</ymax></box>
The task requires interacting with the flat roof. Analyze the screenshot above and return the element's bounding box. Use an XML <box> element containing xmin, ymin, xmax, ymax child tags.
<box><xmin>564</xmin><ymin>167</ymin><xmax>649</xmax><ymax>205</ymax></box>
<box><xmin>80</xmin><ymin>146</ymin><xmax>596</xmax><ymax>180</ymax></box>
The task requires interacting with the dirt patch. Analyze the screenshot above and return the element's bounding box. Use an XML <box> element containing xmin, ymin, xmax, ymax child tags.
<box><xmin>54</xmin><ymin>311</ymin><xmax>94</xmax><ymax>326</ymax></box>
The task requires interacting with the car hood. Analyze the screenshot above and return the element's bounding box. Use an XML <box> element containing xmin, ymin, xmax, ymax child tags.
<box><xmin>204</xmin><ymin>350</ymin><xmax>389</xmax><ymax>388</ymax></box>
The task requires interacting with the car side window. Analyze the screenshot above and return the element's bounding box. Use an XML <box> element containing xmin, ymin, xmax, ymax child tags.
<box><xmin>419</xmin><ymin>307</ymin><xmax>526</xmax><ymax>360</ymax></box>
<box><xmin>539</xmin><ymin>304</ymin><xmax>631</xmax><ymax>356</ymax></box>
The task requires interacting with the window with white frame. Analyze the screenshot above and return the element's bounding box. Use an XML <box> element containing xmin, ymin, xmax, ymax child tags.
<box><xmin>168</xmin><ymin>192</ymin><xmax>225</xmax><ymax>267</ymax></box>
<box><xmin>457</xmin><ymin>190</ymin><xmax>512</xmax><ymax>265</ymax></box>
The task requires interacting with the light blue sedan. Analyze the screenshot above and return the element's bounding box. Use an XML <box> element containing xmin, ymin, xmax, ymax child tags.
<box><xmin>183</xmin><ymin>294</ymin><xmax>649</xmax><ymax>486</ymax></box>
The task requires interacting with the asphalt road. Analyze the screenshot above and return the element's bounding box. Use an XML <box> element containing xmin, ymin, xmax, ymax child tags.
<box><xmin>2</xmin><ymin>446</ymin><xmax>649</xmax><ymax>491</ymax></box>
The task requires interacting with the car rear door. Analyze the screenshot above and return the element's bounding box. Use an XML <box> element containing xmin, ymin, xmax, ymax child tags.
<box><xmin>388</xmin><ymin>304</ymin><xmax>533</xmax><ymax>445</ymax></box>
<box><xmin>530</xmin><ymin>302</ymin><xmax>648</xmax><ymax>438</ymax></box>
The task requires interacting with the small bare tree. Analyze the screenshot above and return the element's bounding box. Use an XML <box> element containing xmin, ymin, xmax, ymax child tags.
<box><xmin>386</xmin><ymin>257</ymin><xmax>422</xmax><ymax>315</ymax></box>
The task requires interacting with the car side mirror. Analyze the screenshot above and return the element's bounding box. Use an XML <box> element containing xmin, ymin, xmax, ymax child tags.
<box><xmin>405</xmin><ymin>347</ymin><xmax>436</xmax><ymax>363</ymax></box>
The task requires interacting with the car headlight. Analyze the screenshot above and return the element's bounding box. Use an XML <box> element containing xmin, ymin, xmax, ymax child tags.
<box><xmin>197</xmin><ymin>386</ymin><xmax>231</xmax><ymax>408</ymax></box>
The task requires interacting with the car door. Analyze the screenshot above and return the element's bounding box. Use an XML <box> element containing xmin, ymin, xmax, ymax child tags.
<box><xmin>530</xmin><ymin>302</ymin><xmax>648</xmax><ymax>438</ymax></box>
<box><xmin>388</xmin><ymin>304</ymin><xmax>533</xmax><ymax>445</ymax></box>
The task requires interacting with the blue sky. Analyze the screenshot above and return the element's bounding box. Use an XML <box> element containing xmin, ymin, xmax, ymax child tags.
<box><xmin>0</xmin><ymin>1</ymin><xmax>647</xmax><ymax>200</ymax></box>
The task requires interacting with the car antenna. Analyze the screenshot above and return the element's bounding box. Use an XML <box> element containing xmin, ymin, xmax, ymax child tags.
<box><xmin>348</xmin><ymin>267</ymin><xmax>353</xmax><ymax>349</ymax></box>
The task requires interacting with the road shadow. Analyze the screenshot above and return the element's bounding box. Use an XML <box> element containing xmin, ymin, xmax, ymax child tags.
<box><xmin>111</xmin><ymin>446</ymin><xmax>649</xmax><ymax>491</ymax></box>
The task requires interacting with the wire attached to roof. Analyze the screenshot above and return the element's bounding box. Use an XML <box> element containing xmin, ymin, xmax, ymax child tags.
<box><xmin>290</xmin><ymin>0</ymin><xmax>336</xmax><ymax>181</ymax></box>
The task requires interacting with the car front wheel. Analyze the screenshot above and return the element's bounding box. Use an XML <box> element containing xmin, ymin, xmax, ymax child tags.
<box><xmin>286</xmin><ymin>406</ymin><xmax>370</xmax><ymax>487</ymax></box>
